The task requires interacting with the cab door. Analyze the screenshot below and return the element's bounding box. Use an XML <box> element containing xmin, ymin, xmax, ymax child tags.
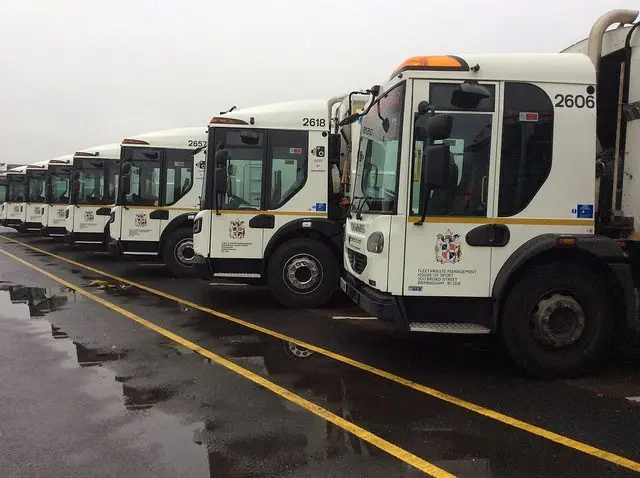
<box><xmin>402</xmin><ymin>80</ymin><xmax>500</xmax><ymax>297</ymax></box>
<box><xmin>119</xmin><ymin>149</ymin><xmax>162</xmax><ymax>247</ymax></box>
<box><xmin>209</xmin><ymin>128</ymin><xmax>266</xmax><ymax>271</ymax></box>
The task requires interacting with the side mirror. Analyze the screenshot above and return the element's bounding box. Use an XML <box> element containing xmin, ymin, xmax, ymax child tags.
<box><xmin>72</xmin><ymin>170</ymin><xmax>81</xmax><ymax>180</ymax></box>
<box><xmin>339</xmin><ymin>113</ymin><xmax>360</xmax><ymax>127</ymax></box>
<box><xmin>121</xmin><ymin>174</ymin><xmax>131</xmax><ymax>195</ymax></box>
<box><xmin>414</xmin><ymin>113</ymin><xmax>453</xmax><ymax>141</ymax></box>
<box><xmin>422</xmin><ymin>144</ymin><xmax>451</xmax><ymax>190</ymax></box>
<box><xmin>45</xmin><ymin>182</ymin><xmax>53</xmax><ymax>201</ymax></box>
<box><xmin>214</xmin><ymin>150</ymin><xmax>229</xmax><ymax>194</ymax></box>
<box><xmin>72</xmin><ymin>180</ymin><xmax>80</xmax><ymax>201</ymax></box>
<box><xmin>451</xmin><ymin>81</ymin><xmax>491</xmax><ymax>109</ymax></box>
<box><xmin>121</xmin><ymin>163</ymin><xmax>132</xmax><ymax>175</ymax></box>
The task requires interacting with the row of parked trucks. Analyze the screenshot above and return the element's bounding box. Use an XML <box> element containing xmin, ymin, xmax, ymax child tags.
<box><xmin>3</xmin><ymin>9</ymin><xmax>640</xmax><ymax>377</ymax></box>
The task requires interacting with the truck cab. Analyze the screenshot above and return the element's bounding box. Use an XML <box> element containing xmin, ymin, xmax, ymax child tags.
<box><xmin>192</xmin><ymin>96</ymin><xmax>363</xmax><ymax>308</ymax></box>
<box><xmin>65</xmin><ymin>144</ymin><xmax>121</xmax><ymax>245</ymax></box>
<box><xmin>21</xmin><ymin>161</ymin><xmax>49</xmax><ymax>232</ymax></box>
<box><xmin>108</xmin><ymin>127</ymin><xmax>206</xmax><ymax>276</ymax></box>
<box><xmin>2</xmin><ymin>166</ymin><xmax>27</xmax><ymax>229</ymax></box>
<box><xmin>41</xmin><ymin>156</ymin><xmax>73</xmax><ymax>238</ymax></box>
<box><xmin>339</xmin><ymin>49</ymin><xmax>635</xmax><ymax>378</ymax></box>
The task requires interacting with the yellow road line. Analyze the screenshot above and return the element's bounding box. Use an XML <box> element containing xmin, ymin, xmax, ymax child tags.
<box><xmin>2</xmin><ymin>234</ymin><xmax>640</xmax><ymax>473</ymax></box>
<box><xmin>0</xmin><ymin>246</ymin><xmax>452</xmax><ymax>478</ymax></box>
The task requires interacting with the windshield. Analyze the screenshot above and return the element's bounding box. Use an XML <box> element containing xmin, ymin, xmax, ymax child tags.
<box><xmin>0</xmin><ymin>183</ymin><xmax>6</xmax><ymax>203</ymax></box>
<box><xmin>74</xmin><ymin>158</ymin><xmax>119</xmax><ymax>205</ymax></box>
<box><xmin>27</xmin><ymin>170</ymin><xmax>46</xmax><ymax>203</ymax></box>
<box><xmin>120</xmin><ymin>147</ymin><xmax>160</xmax><ymax>206</ymax></box>
<box><xmin>48</xmin><ymin>165</ymin><xmax>71</xmax><ymax>204</ymax></box>
<box><xmin>7</xmin><ymin>175</ymin><xmax>25</xmax><ymax>202</ymax></box>
<box><xmin>355</xmin><ymin>82</ymin><xmax>405</xmax><ymax>214</ymax></box>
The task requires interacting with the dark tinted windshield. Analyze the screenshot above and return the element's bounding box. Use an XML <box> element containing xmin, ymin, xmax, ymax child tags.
<box><xmin>120</xmin><ymin>147</ymin><xmax>160</xmax><ymax>206</ymax></box>
<box><xmin>0</xmin><ymin>183</ymin><xmax>6</xmax><ymax>203</ymax></box>
<box><xmin>7</xmin><ymin>175</ymin><xmax>25</xmax><ymax>202</ymax></box>
<box><xmin>27</xmin><ymin>170</ymin><xmax>46</xmax><ymax>202</ymax></box>
<box><xmin>74</xmin><ymin>158</ymin><xmax>119</xmax><ymax>205</ymax></box>
<box><xmin>48</xmin><ymin>165</ymin><xmax>71</xmax><ymax>204</ymax></box>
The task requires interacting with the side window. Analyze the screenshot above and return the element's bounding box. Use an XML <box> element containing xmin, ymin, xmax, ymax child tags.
<box><xmin>498</xmin><ymin>82</ymin><xmax>554</xmax><ymax>216</ymax></box>
<box><xmin>410</xmin><ymin>82</ymin><xmax>495</xmax><ymax>217</ymax></box>
<box><xmin>213</xmin><ymin>128</ymin><xmax>265</xmax><ymax>210</ymax></box>
<box><xmin>268</xmin><ymin>131</ymin><xmax>308</xmax><ymax>209</ymax></box>
<box><xmin>164</xmin><ymin>150</ymin><xmax>194</xmax><ymax>206</ymax></box>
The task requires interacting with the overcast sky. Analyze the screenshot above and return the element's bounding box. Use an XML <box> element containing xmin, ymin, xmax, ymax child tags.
<box><xmin>1</xmin><ymin>0</ymin><xmax>638</xmax><ymax>163</ymax></box>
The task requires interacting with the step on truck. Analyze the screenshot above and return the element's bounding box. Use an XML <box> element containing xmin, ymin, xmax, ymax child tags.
<box><xmin>108</xmin><ymin>127</ymin><xmax>206</xmax><ymax>277</ymax></box>
<box><xmin>340</xmin><ymin>9</ymin><xmax>640</xmax><ymax>378</ymax></box>
<box><xmin>2</xmin><ymin>166</ymin><xmax>27</xmax><ymax>229</ymax></box>
<box><xmin>40</xmin><ymin>155</ymin><xmax>73</xmax><ymax>238</ymax></box>
<box><xmin>65</xmin><ymin>144</ymin><xmax>121</xmax><ymax>245</ymax></box>
<box><xmin>192</xmin><ymin>96</ymin><xmax>365</xmax><ymax>308</ymax></box>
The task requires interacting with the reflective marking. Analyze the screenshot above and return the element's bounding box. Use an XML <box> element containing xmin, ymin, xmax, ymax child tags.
<box><xmin>332</xmin><ymin>316</ymin><xmax>378</xmax><ymax>320</ymax></box>
<box><xmin>2</xmin><ymin>235</ymin><xmax>640</xmax><ymax>473</ymax></box>
<box><xmin>0</xmin><ymin>246</ymin><xmax>452</xmax><ymax>478</ymax></box>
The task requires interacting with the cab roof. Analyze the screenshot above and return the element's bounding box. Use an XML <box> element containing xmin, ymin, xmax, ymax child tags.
<box><xmin>74</xmin><ymin>143</ymin><xmax>121</xmax><ymax>160</ymax></box>
<box><xmin>211</xmin><ymin>100</ymin><xmax>328</xmax><ymax>130</ymax></box>
<box><xmin>390</xmin><ymin>53</ymin><xmax>595</xmax><ymax>85</ymax></box>
<box><xmin>7</xmin><ymin>165</ymin><xmax>27</xmax><ymax>174</ymax></box>
<box><xmin>122</xmin><ymin>127</ymin><xmax>206</xmax><ymax>149</ymax></box>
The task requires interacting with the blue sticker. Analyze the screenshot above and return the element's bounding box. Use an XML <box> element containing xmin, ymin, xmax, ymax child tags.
<box><xmin>357</xmin><ymin>116</ymin><xmax>363</xmax><ymax>124</ymax></box>
<box><xmin>408</xmin><ymin>285</ymin><xmax>423</xmax><ymax>292</ymax></box>
<box><xmin>576</xmin><ymin>204</ymin><xmax>594</xmax><ymax>219</ymax></box>
<box><xmin>315</xmin><ymin>202</ymin><xmax>327</xmax><ymax>212</ymax></box>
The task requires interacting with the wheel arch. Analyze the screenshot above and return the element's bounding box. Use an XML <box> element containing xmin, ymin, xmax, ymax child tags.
<box><xmin>158</xmin><ymin>213</ymin><xmax>196</xmax><ymax>253</ymax></box>
<box><xmin>263</xmin><ymin>218</ymin><xmax>343</xmax><ymax>275</ymax></box>
<box><xmin>492</xmin><ymin>234</ymin><xmax>634</xmax><ymax>331</ymax></box>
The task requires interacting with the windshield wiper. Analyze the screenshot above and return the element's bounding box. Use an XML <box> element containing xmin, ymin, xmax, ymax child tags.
<box><xmin>350</xmin><ymin>195</ymin><xmax>373</xmax><ymax>220</ymax></box>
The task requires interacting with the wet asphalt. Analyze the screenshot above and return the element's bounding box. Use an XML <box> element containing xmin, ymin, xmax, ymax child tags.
<box><xmin>1</xmin><ymin>228</ymin><xmax>640</xmax><ymax>477</ymax></box>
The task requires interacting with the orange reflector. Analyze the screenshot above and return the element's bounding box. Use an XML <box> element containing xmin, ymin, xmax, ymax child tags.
<box><xmin>74</xmin><ymin>151</ymin><xmax>99</xmax><ymax>157</ymax></box>
<box><xmin>122</xmin><ymin>138</ymin><xmax>150</xmax><ymax>145</ymax></box>
<box><xmin>49</xmin><ymin>159</ymin><xmax>69</xmax><ymax>164</ymax></box>
<box><xmin>558</xmin><ymin>237</ymin><xmax>576</xmax><ymax>247</ymax></box>
<box><xmin>391</xmin><ymin>55</ymin><xmax>469</xmax><ymax>78</ymax></box>
<box><xmin>210</xmin><ymin>117</ymin><xmax>248</xmax><ymax>125</ymax></box>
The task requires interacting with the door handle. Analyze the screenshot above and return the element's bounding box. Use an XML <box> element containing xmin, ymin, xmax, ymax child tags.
<box><xmin>249</xmin><ymin>214</ymin><xmax>275</xmax><ymax>229</ymax></box>
<box><xmin>465</xmin><ymin>224</ymin><xmax>510</xmax><ymax>247</ymax></box>
<box><xmin>149</xmin><ymin>209</ymin><xmax>169</xmax><ymax>220</ymax></box>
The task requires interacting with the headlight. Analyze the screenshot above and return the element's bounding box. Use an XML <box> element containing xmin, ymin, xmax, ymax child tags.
<box><xmin>193</xmin><ymin>217</ymin><xmax>202</xmax><ymax>234</ymax></box>
<box><xmin>367</xmin><ymin>231</ymin><xmax>384</xmax><ymax>253</ymax></box>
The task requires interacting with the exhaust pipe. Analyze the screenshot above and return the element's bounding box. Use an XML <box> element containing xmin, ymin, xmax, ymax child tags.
<box><xmin>588</xmin><ymin>9</ymin><xmax>638</xmax><ymax>72</ymax></box>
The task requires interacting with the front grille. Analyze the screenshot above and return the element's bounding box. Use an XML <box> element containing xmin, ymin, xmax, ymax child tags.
<box><xmin>347</xmin><ymin>248</ymin><xmax>367</xmax><ymax>274</ymax></box>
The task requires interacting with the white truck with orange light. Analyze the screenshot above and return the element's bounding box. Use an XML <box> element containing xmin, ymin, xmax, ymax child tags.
<box><xmin>65</xmin><ymin>144</ymin><xmax>121</xmax><ymax>245</ymax></box>
<box><xmin>340</xmin><ymin>9</ymin><xmax>640</xmax><ymax>378</ymax></box>
<box><xmin>107</xmin><ymin>127</ymin><xmax>206</xmax><ymax>277</ymax></box>
<box><xmin>192</xmin><ymin>95</ymin><xmax>366</xmax><ymax>308</ymax></box>
<box><xmin>40</xmin><ymin>155</ymin><xmax>73</xmax><ymax>237</ymax></box>
<box><xmin>2</xmin><ymin>166</ymin><xmax>27</xmax><ymax>229</ymax></box>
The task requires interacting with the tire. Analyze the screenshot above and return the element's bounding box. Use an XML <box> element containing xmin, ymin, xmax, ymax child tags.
<box><xmin>267</xmin><ymin>238</ymin><xmax>339</xmax><ymax>309</ymax></box>
<box><xmin>501</xmin><ymin>262</ymin><xmax>613</xmax><ymax>379</ymax></box>
<box><xmin>162</xmin><ymin>228</ymin><xmax>197</xmax><ymax>278</ymax></box>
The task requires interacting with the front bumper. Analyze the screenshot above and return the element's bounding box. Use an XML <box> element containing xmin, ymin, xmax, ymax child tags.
<box><xmin>24</xmin><ymin>221</ymin><xmax>43</xmax><ymax>231</ymax></box>
<box><xmin>65</xmin><ymin>231</ymin><xmax>105</xmax><ymax>245</ymax></box>
<box><xmin>193</xmin><ymin>253</ymin><xmax>213</xmax><ymax>280</ymax></box>
<box><xmin>339</xmin><ymin>273</ymin><xmax>407</xmax><ymax>329</ymax></box>
<box><xmin>42</xmin><ymin>226</ymin><xmax>66</xmax><ymax>237</ymax></box>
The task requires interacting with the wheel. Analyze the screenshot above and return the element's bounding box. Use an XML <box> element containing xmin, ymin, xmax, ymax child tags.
<box><xmin>162</xmin><ymin>228</ymin><xmax>197</xmax><ymax>277</ymax></box>
<box><xmin>267</xmin><ymin>238</ymin><xmax>338</xmax><ymax>308</ymax></box>
<box><xmin>501</xmin><ymin>262</ymin><xmax>613</xmax><ymax>379</ymax></box>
